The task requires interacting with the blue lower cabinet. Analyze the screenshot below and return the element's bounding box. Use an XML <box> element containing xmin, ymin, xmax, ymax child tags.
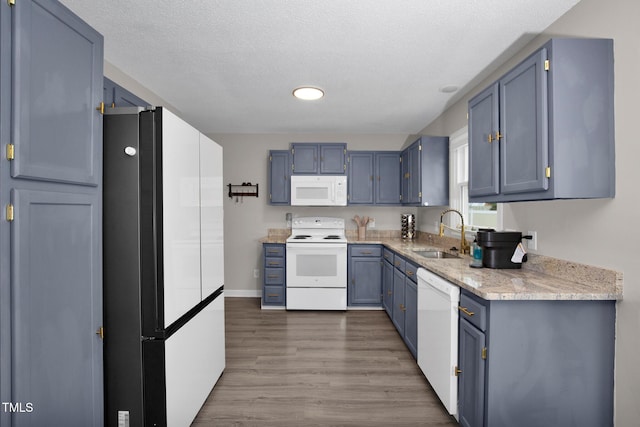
<box><xmin>388</xmin><ymin>251</ymin><xmax>418</xmax><ymax>360</ymax></box>
<box><xmin>262</xmin><ymin>243</ymin><xmax>286</xmax><ymax>306</ymax></box>
<box><xmin>348</xmin><ymin>245</ymin><xmax>382</xmax><ymax>306</ymax></box>
<box><xmin>404</xmin><ymin>279</ymin><xmax>418</xmax><ymax>359</ymax></box>
<box><xmin>382</xmin><ymin>256</ymin><xmax>394</xmax><ymax>317</ymax></box>
<box><xmin>458</xmin><ymin>289</ymin><xmax>616</xmax><ymax>427</ymax></box>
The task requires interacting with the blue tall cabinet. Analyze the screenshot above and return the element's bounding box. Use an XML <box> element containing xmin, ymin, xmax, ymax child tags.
<box><xmin>0</xmin><ymin>0</ymin><xmax>104</xmax><ymax>425</ymax></box>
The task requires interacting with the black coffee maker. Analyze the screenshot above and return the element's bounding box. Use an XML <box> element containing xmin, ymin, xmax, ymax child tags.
<box><xmin>476</xmin><ymin>229</ymin><xmax>527</xmax><ymax>269</ymax></box>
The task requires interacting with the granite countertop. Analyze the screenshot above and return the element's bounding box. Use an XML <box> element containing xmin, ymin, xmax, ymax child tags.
<box><xmin>260</xmin><ymin>230</ymin><xmax>623</xmax><ymax>301</ymax></box>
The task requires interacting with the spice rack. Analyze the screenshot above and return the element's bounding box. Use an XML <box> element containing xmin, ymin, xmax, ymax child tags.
<box><xmin>227</xmin><ymin>182</ymin><xmax>259</xmax><ymax>201</ymax></box>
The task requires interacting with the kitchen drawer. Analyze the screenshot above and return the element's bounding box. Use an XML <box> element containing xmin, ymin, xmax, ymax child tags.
<box><xmin>350</xmin><ymin>244</ymin><xmax>382</xmax><ymax>257</ymax></box>
<box><xmin>404</xmin><ymin>261</ymin><xmax>418</xmax><ymax>283</ymax></box>
<box><xmin>459</xmin><ymin>292</ymin><xmax>487</xmax><ymax>332</ymax></box>
<box><xmin>264</xmin><ymin>267</ymin><xmax>284</xmax><ymax>285</ymax></box>
<box><xmin>383</xmin><ymin>248</ymin><xmax>394</xmax><ymax>264</ymax></box>
<box><xmin>264</xmin><ymin>244</ymin><xmax>285</xmax><ymax>258</ymax></box>
<box><xmin>265</xmin><ymin>257</ymin><xmax>285</xmax><ymax>268</ymax></box>
<box><xmin>263</xmin><ymin>285</ymin><xmax>285</xmax><ymax>305</ymax></box>
<box><xmin>393</xmin><ymin>255</ymin><xmax>406</xmax><ymax>272</ymax></box>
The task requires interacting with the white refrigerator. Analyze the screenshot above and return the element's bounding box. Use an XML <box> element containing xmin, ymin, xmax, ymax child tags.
<box><xmin>103</xmin><ymin>107</ymin><xmax>225</xmax><ymax>427</ymax></box>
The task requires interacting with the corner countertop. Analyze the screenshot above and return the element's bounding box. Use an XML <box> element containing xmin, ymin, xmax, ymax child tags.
<box><xmin>260</xmin><ymin>232</ymin><xmax>623</xmax><ymax>301</ymax></box>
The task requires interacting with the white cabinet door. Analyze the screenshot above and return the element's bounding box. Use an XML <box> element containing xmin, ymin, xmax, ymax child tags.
<box><xmin>200</xmin><ymin>133</ymin><xmax>224</xmax><ymax>298</ymax></box>
<box><xmin>161</xmin><ymin>108</ymin><xmax>202</xmax><ymax>327</ymax></box>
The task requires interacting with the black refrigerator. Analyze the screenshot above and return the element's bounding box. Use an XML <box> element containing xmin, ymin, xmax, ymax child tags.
<box><xmin>103</xmin><ymin>107</ymin><xmax>225</xmax><ymax>427</ymax></box>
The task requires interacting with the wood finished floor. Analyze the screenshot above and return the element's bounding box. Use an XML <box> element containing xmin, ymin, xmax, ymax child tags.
<box><xmin>192</xmin><ymin>297</ymin><xmax>458</xmax><ymax>426</ymax></box>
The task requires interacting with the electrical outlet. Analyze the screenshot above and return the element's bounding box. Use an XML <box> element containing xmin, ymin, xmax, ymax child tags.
<box><xmin>527</xmin><ymin>231</ymin><xmax>537</xmax><ymax>251</ymax></box>
<box><xmin>369</xmin><ymin>218</ymin><xmax>375</xmax><ymax>228</ymax></box>
<box><xmin>253</xmin><ymin>268</ymin><xmax>259</xmax><ymax>279</ymax></box>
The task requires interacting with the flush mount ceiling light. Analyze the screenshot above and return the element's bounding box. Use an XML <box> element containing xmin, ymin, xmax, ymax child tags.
<box><xmin>293</xmin><ymin>86</ymin><xmax>324</xmax><ymax>101</ymax></box>
<box><xmin>439</xmin><ymin>85</ymin><xmax>459</xmax><ymax>93</ymax></box>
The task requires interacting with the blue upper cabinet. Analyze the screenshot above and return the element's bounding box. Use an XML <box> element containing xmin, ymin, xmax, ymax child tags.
<box><xmin>401</xmin><ymin>136</ymin><xmax>449</xmax><ymax>206</ymax></box>
<box><xmin>11</xmin><ymin>0</ymin><xmax>103</xmax><ymax>186</ymax></box>
<box><xmin>468</xmin><ymin>38</ymin><xmax>615</xmax><ymax>203</ymax></box>
<box><xmin>468</xmin><ymin>84</ymin><xmax>500</xmax><ymax>198</ymax></box>
<box><xmin>268</xmin><ymin>150</ymin><xmax>291</xmax><ymax>205</ymax></box>
<box><xmin>291</xmin><ymin>143</ymin><xmax>346</xmax><ymax>175</ymax></box>
<box><xmin>348</xmin><ymin>151</ymin><xmax>375</xmax><ymax>204</ymax></box>
<box><xmin>348</xmin><ymin>151</ymin><xmax>400</xmax><ymax>205</ymax></box>
<box><xmin>375</xmin><ymin>152</ymin><xmax>401</xmax><ymax>204</ymax></box>
<box><xmin>104</xmin><ymin>77</ymin><xmax>148</xmax><ymax>108</ymax></box>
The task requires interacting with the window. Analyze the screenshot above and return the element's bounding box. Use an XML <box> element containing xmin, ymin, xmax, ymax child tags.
<box><xmin>449</xmin><ymin>127</ymin><xmax>500</xmax><ymax>232</ymax></box>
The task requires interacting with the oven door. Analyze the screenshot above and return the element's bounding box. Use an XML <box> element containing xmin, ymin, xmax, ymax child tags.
<box><xmin>286</xmin><ymin>243</ymin><xmax>347</xmax><ymax>288</ymax></box>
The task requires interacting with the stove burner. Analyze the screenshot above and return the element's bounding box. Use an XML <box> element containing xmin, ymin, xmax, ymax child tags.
<box><xmin>324</xmin><ymin>235</ymin><xmax>342</xmax><ymax>240</ymax></box>
<box><xmin>292</xmin><ymin>235</ymin><xmax>311</xmax><ymax>239</ymax></box>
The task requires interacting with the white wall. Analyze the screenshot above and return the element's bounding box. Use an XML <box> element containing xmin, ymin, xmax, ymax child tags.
<box><xmin>418</xmin><ymin>0</ymin><xmax>639</xmax><ymax>424</ymax></box>
<box><xmin>209</xmin><ymin>133</ymin><xmax>415</xmax><ymax>296</ymax></box>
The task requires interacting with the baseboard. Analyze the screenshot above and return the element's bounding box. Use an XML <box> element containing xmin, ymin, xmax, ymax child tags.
<box><xmin>224</xmin><ymin>289</ymin><xmax>261</xmax><ymax>298</ymax></box>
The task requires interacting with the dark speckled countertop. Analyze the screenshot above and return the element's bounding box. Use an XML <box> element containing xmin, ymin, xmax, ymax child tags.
<box><xmin>260</xmin><ymin>229</ymin><xmax>623</xmax><ymax>301</ymax></box>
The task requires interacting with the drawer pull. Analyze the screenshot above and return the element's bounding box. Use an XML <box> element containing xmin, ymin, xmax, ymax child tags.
<box><xmin>267</xmin><ymin>275</ymin><xmax>279</xmax><ymax>279</ymax></box>
<box><xmin>360</xmin><ymin>251</ymin><xmax>372</xmax><ymax>255</ymax></box>
<box><xmin>459</xmin><ymin>306</ymin><xmax>475</xmax><ymax>316</ymax></box>
<box><xmin>266</xmin><ymin>251</ymin><xmax>279</xmax><ymax>255</ymax></box>
<box><xmin>267</xmin><ymin>294</ymin><xmax>279</xmax><ymax>298</ymax></box>
<box><xmin>406</xmin><ymin>270</ymin><xmax>414</xmax><ymax>276</ymax></box>
<box><xmin>387</xmin><ymin>290</ymin><xmax>392</xmax><ymax>296</ymax></box>
<box><xmin>267</xmin><ymin>262</ymin><xmax>280</xmax><ymax>266</ymax></box>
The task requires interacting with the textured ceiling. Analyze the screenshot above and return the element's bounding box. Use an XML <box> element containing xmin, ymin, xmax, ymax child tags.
<box><xmin>59</xmin><ymin>0</ymin><xmax>580</xmax><ymax>135</ymax></box>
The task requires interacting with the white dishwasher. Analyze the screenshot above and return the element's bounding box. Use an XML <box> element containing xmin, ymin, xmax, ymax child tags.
<box><xmin>417</xmin><ymin>268</ymin><xmax>460</xmax><ymax>418</ymax></box>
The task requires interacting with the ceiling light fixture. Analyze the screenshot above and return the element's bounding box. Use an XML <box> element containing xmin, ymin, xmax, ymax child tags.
<box><xmin>439</xmin><ymin>85</ymin><xmax>459</xmax><ymax>93</ymax></box>
<box><xmin>293</xmin><ymin>86</ymin><xmax>324</xmax><ymax>101</ymax></box>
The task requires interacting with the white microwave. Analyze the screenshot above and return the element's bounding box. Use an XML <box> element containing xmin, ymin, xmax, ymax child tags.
<box><xmin>290</xmin><ymin>175</ymin><xmax>347</xmax><ymax>206</ymax></box>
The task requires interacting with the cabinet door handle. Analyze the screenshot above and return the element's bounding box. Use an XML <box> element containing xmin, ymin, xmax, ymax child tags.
<box><xmin>455</xmin><ymin>366</ymin><xmax>462</xmax><ymax>376</ymax></box>
<box><xmin>400</xmin><ymin>304</ymin><xmax>406</xmax><ymax>312</ymax></box>
<box><xmin>458</xmin><ymin>306</ymin><xmax>475</xmax><ymax>316</ymax></box>
<box><xmin>387</xmin><ymin>290</ymin><xmax>393</xmax><ymax>296</ymax></box>
<box><xmin>495</xmin><ymin>131</ymin><xmax>502</xmax><ymax>140</ymax></box>
<box><xmin>487</xmin><ymin>133</ymin><xmax>493</xmax><ymax>143</ymax></box>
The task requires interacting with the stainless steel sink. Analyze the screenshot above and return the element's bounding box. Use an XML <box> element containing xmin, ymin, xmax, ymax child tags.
<box><xmin>412</xmin><ymin>250</ymin><xmax>459</xmax><ymax>259</ymax></box>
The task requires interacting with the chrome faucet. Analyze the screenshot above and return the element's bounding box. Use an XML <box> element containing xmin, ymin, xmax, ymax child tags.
<box><xmin>439</xmin><ymin>209</ymin><xmax>470</xmax><ymax>255</ymax></box>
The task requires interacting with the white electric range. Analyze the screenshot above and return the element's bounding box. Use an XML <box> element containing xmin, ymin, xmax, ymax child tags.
<box><xmin>285</xmin><ymin>217</ymin><xmax>347</xmax><ymax>310</ymax></box>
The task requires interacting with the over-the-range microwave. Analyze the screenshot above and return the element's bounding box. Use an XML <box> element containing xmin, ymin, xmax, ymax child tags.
<box><xmin>290</xmin><ymin>175</ymin><xmax>347</xmax><ymax>206</ymax></box>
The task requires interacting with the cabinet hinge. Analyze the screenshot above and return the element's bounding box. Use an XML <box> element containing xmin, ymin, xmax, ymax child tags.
<box><xmin>344</xmin><ymin>164</ymin><xmax>346</xmax><ymax>171</ymax></box>
<box><xmin>481</xmin><ymin>347</ymin><xmax>487</xmax><ymax>360</ymax></box>
<box><xmin>6</xmin><ymin>204</ymin><xmax>14</xmax><ymax>222</ymax></box>
<box><xmin>545</xmin><ymin>166</ymin><xmax>551</xmax><ymax>178</ymax></box>
<box><xmin>95</xmin><ymin>327</ymin><xmax>104</xmax><ymax>340</ymax></box>
<box><xmin>8</xmin><ymin>0</ymin><xmax>15</xmax><ymax>6</ymax></box>
<box><xmin>418</xmin><ymin>144</ymin><xmax>422</xmax><ymax>151</ymax></box>
<box><xmin>544</xmin><ymin>59</ymin><xmax>550</xmax><ymax>71</ymax></box>
<box><xmin>343</xmin><ymin>148</ymin><xmax>346</xmax><ymax>154</ymax></box>
<box><xmin>269</xmin><ymin>155</ymin><xmax>272</xmax><ymax>162</ymax></box>
<box><xmin>6</xmin><ymin>144</ymin><xmax>15</xmax><ymax>160</ymax></box>
<box><xmin>269</xmin><ymin>193</ymin><xmax>272</xmax><ymax>200</ymax></box>
<box><xmin>291</xmin><ymin>164</ymin><xmax>295</xmax><ymax>172</ymax></box>
<box><xmin>291</xmin><ymin>148</ymin><xmax>295</xmax><ymax>155</ymax></box>
<box><xmin>418</xmin><ymin>191</ymin><xmax>422</xmax><ymax>198</ymax></box>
